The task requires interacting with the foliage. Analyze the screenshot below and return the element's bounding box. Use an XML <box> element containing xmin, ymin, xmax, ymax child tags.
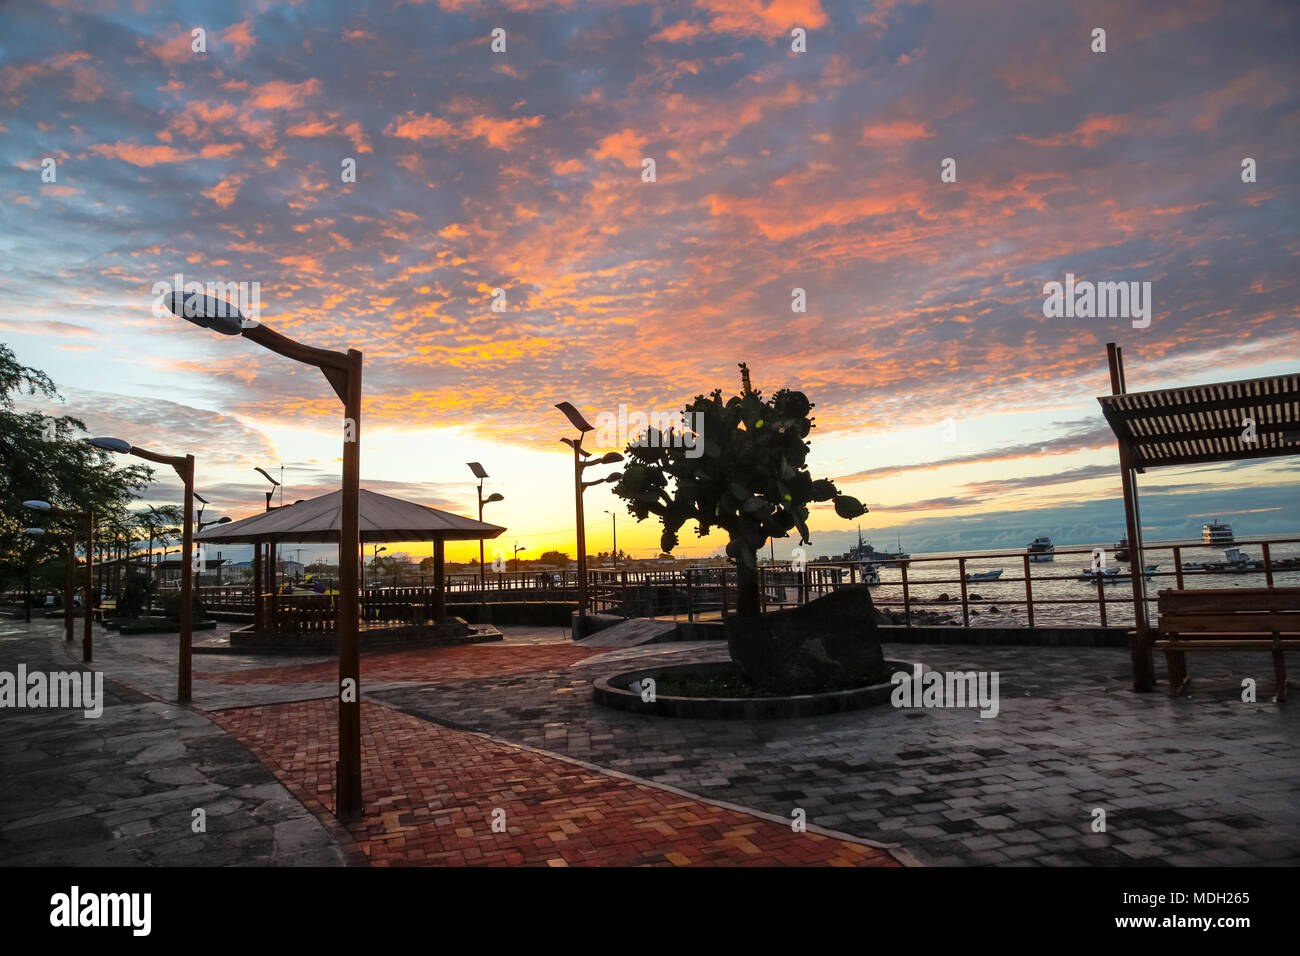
<box><xmin>612</xmin><ymin>363</ymin><xmax>866</xmax><ymax>617</ymax></box>
<box><xmin>0</xmin><ymin>344</ymin><xmax>154</xmax><ymax>591</ymax></box>
<box><xmin>159</xmin><ymin>588</ymin><xmax>206</xmax><ymax>623</ymax></box>
<box><xmin>119</xmin><ymin>570</ymin><xmax>155</xmax><ymax>619</ymax></box>
<box><xmin>536</xmin><ymin>549</ymin><xmax>571</xmax><ymax>566</ymax></box>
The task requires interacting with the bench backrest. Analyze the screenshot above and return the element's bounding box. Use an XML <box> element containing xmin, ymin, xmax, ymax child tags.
<box><xmin>1157</xmin><ymin>587</ymin><xmax>1300</xmax><ymax>614</ymax></box>
<box><xmin>1157</xmin><ymin>587</ymin><xmax>1300</xmax><ymax>636</ymax></box>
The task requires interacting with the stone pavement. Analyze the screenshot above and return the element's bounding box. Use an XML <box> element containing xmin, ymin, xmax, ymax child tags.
<box><xmin>4</xmin><ymin>614</ymin><xmax>1296</xmax><ymax>866</ymax></box>
<box><xmin>373</xmin><ymin>642</ymin><xmax>1300</xmax><ymax>866</ymax></box>
<box><xmin>0</xmin><ymin>620</ymin><xmax>343</xmax><ymax>865</ymax></box>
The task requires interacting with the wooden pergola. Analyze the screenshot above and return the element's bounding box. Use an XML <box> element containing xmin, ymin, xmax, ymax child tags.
<box><xmin>1097</xmin><ymin>342</ymin><xmax>1300</xmax><ymax>690</ymax></box>
<box><xmin>197</xmin><ymin>488</ymin><xmax>505</xmax><ymax>636</ymax></box>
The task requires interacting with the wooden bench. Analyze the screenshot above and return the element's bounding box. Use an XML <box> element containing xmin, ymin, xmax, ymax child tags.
<box><xmin>1155</xmin><ymin>587</ymin><xmax>1300</xmax><ymax>701</ymax></box>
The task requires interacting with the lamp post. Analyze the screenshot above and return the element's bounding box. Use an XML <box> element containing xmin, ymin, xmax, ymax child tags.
<box><xmin>554</xmin><ymin>403</ymin><xmax>623</xmax><ymax>636</ymax></box>
<box><xmin>23</xmin><ymin>500</ymin><xmax>93</xmax><ymax>661</ymax></box>
<box><xmin>167</xmin><ymin>290</ymin><xmax>364</xmax><ymax>819</ymax></box>
<box><xmin>604</xmin><ymin>510</ymin><xmax>618</xmax><ymax>570</ymax></box>
<box><xmin>513</xmin><ymin>543</ymin><xmax>526</xmax><ymax>574</ymax></box>
<box><xmin>88</xmin><ymin>437</ymin><xmax>198</xmax><ymax>703</ymax></box>
<box><xmin>23</xmin><ymin>528</ymin><xmax>76</xmax><ymax>643</ymax></box>
<box><xmin>365</xmin><ymin>545</ymin><xmax>386</xmax><ymax>591</ymax></box>
<box><xmin>255</xmin><ymin>467</ymin><xmax>281</xmax><ymax>596</ymax></box>
<box><xmin>467</xmin><ymin>463</ymin><xmax>504</xmax><ymax>594</ymax></box>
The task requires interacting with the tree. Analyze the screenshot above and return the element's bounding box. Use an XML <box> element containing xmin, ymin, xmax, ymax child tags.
<box><xmin>536</xmin><ymin>549</ymin><xmax>570</xmax><ymax>566</ymax></box>
<box><xmin>0</xmin><ymin>344</ymin><xmax>153</xmax><ymax>592</ymax></box>
<box><xmin>613</xmin><ymin>363</ymin><xmax>866</xmax><ymax>617</ymax></box>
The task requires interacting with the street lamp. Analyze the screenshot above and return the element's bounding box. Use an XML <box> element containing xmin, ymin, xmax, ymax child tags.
<box><xmin>167</xmin><ymin>289</ymin><xmax>365</xmax><ymax>818</ymax></box>
<box><xmin>88</xmin><ymin>437</ymin><xmax>198</xmax><ymax>703</ymax></box>
<box><xmin>255</xmin><ymin>466</ymin><xmax>282</xmax><ymax>511</ymax></box>
<box><xmin>467</xmin><ymin>462</ymin><xmax>504</xmax><ymax>594</ymax></box>
<box><xmin>555</xmin><ymin>402</ymin><xmax>623</xmax><ymax>635</ymax></box>
<box><xmin>23</xmin><ymin>500</ymin><xmax>93</xmax><ymax>661</ymax></box>
<box><xmin>254</xmin><ymin>466</ymin><xmax>282</xmax><ymax>601</ymax></box>
<box><xmin>604</xmin><ymin>510</ymin><xmax>619</xmax><ymax>570</ymax></box>
<box><xmin>513</xmin><ymin>543</ymin><xmax>527</xmax><ymax>573</ymax></box>
<box><xmin>365</xmin><ymin>545</ymin><xmax>387</xmax><ymax>591</ymax></box>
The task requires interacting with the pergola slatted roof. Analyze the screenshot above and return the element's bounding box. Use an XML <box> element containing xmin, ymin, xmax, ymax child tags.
<box><xmin>195</xmin><ymin>488</ymin><xmax>506</xmax><ymax>545</ymax></box>
<box><xmin>1097</xmin><ymin>372</ymin><xmax>1300</xmax><ymax>471</ymax></box>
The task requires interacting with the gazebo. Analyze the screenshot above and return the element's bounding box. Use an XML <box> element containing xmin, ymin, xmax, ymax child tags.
<box><xmin>197</xmin><ymin>488</ymin><xmax>505</xmax><ymax>645</ymax></box>
<box><xmin>1097</xmin><ymin>342</ymin><xmax>1300</xmax><ymax>691</ymax></box>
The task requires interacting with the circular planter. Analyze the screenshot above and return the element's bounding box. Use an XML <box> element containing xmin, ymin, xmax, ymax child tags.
<box><xmin>593</xmin><ymin>659</ymin><xmax>925</xmax><ymax>720</ymax></box>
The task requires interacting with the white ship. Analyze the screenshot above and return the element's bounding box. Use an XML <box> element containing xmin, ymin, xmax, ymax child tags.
<box><xmin>1026</xmin><ymin>535</ymin><xmax>1055</xmax><ymax>562</ymax></box>
<box><xmin>1202</xmin><ymin>520</ymin><xmax>1234</xmax><ymax>546</ymax></box>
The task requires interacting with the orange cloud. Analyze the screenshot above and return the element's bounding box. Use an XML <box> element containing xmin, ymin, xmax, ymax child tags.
<box><xmin>246</xmin><ymin>78</ymin><xmax>320</xmax><ymax>110</ymax></box>
<box><xmin>693</xmin><ymin>0</ymin><xmax>829</xmax><ymax>35</ymax></box>
<box><xmin>592</xmin><ymin>128</ymin><xmax>649</xmax><ymax>168</ymax></box>
<box><xmin>87</xmin><ymin>142</ymin><xmax>194</xmax><ymax>165</ymax></box>
<box><xmin>220</xmin><ymin>20</ymin><xmax>256</xmax><ymax>59</ymax></box>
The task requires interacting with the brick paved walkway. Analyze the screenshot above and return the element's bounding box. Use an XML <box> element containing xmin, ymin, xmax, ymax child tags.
<box><xmin>211</xmin><ymin>698</ymin><xmax>901</xmax><ymax>866</ymax></box>
<box><xmin>208</xmin><ymin>643</ymin><xmax>602</xmax><ymax>686</ymax></box>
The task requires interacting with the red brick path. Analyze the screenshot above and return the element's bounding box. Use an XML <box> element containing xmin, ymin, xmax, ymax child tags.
<box><xmin>212</xmin><ymin>699</ymin><xmax>901</xmax><ymax>867</ymax></box>
<box><xmin>209</xmin><ymin>643</ymin><xmax>601</xmax><ymax>685</ymax></box>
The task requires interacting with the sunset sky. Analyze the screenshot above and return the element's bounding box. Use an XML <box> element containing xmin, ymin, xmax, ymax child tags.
<box><xmin>2</xmin><ymin>0</ymin><xmax>1297</xmax><ymax>565</ymax></box>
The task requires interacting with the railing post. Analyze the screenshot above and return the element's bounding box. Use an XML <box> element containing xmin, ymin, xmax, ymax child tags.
<box><xmin>720</xmin><ymin>568</ymin><xmax>729</xmax><ymax>620</ymax></box>
<box><xmin>958</xmin><ymin>557</ymin><xmax>969</xmax><ymax>627</ymax></box>
<box><xmin>1023</xmin><ymin>554</ymin><xmax>1034</xmax><ymax>628</ymax></box>
<box><xmin>1173</xmin><ymin>546</ymin><xmax>1184</xmax><ymax>590</ymax></box>
<box><xmin>1096</xmin><ymin>570</ymin><xmax>1107</xmax><ymax>627</ymax></box>
<box><xmin>1263</xmin><ymin>542</ymin><xmax>1274</xmax><ymax>588</ymax></box>
<box><xmin>686</xmin><ymin>568</ymin><xmax>694</xmax><ymax>623</ymax></box>
<box><xmin>901</xmin><ymin>561</ymin><xmax>911</xmax><ymax>627</ymax></box>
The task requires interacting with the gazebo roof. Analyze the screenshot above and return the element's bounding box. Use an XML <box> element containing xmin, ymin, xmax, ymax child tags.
<box><xmin>195</xmin><ymin>488</ymin><xmax>506</xmax><ymax>545</ymax></box>
<box><xmin>1097</xmin><ymin>371</ymin><xmax>1300</xmax><ymax>471</ymax></box>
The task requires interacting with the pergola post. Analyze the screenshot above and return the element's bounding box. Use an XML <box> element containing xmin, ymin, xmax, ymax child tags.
<box><xmin>1108</xmin><ymin>343</ymin><xmax>1154</xmax><ymax>691</ymax></box>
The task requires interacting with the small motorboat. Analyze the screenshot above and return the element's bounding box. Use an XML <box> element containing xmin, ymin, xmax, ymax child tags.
<box><xmin>965</xmin><ymin>569</ymin><xmax>1004</xmax><ymax>582</ymax></box>
<box><xmin>1026</xmin><ymin>535</ymin><xmax>1055</xmax><ymax>562</ymax></box>
<box><xmin>1078</xmin><ymin>565</ymin><xmax>1158</xmax><ymax>582</ymax></box>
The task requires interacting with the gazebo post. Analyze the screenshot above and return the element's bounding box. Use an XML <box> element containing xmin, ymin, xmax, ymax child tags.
<box><xmin>252</xmin><ymin>543</ymin><xmax>262</xmax><ymax>636</ymax></box>
<box><xmin>1108</xmin><ymin>343</ymin><xmax>1155</xmax><ymax>691</ymax></box>
<box><xmin>433</xmin><ymin>537</ymin><xmax>445</xmax><ymax>625</ymax></box>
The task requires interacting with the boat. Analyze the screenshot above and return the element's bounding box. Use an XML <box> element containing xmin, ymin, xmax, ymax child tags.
<box><xmin>842</xmin><ymin>526</ymin><xmax>909</xmax><ymax>567</ymax></box>
<box><xmin>1202</xmin><ymin>520</ymin><xmax>1234</xmax><ymax>545</ymax></box>
<box><xmin>1113</xmin><ymin>537</ymin><xmax>1130</xmax><ymax>562</ymax></box>
<box><xmin>1026</xmin><ymin>535</ymin><xmax>1055</xmax><ymax>562</ymax></box>
<box><xmin>965</xmin><ymin>569</ymin><xmax>1004</xmax><ymax>582</ymax></box>
<box><xmin>1222</xmin><ymin>548</ymin><xmax>1258</xmax><ymax>570</ymax></box>
<box><xmin>1077</xmin><ymin>565</ymin><xmax>1158</xmax><ymax>582</ymax></box>
<box><xmin>859</xmin><ymin>564</ymin><xmax>881</xmax><ymax>586</ymax></box>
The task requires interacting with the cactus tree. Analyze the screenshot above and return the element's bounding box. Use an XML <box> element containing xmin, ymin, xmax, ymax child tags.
<box><xmin>612</xmin><ymin>364</ymin><xmax>867</xmax><ymax>618</ymax></box>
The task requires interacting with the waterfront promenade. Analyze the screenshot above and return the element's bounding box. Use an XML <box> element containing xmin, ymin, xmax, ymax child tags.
<box><xmin>2</xmin><ymin>617</ymin><xmax>1296</xmax><ymax>866</ymax></box>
